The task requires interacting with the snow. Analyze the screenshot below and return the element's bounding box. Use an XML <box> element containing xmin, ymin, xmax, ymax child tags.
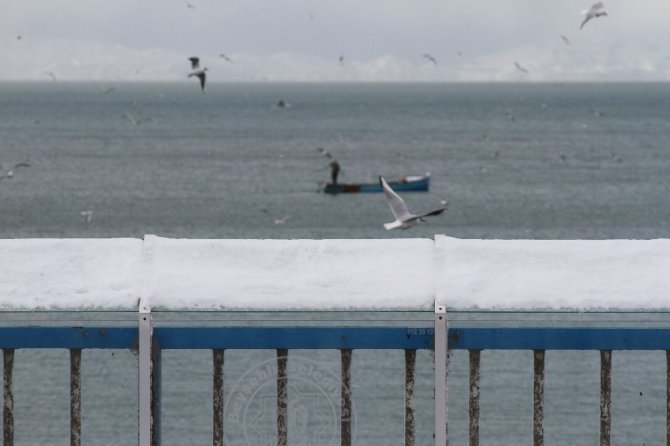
<box><xmin>144</xmin><ymin>235</ymin><xmax>435</xmax><ymax>310</ymax></box>
<box><xmin>1</xmin><ymin>235</ymin><xmax>669</xmax><ymax>311</ymax></box>
<box><xmin>435</xmin><ymin>236</ymin><xmax>670</xmax><ymax>311</ymax></box>
<box><xmin>0</xmin><ymin>238</ymin><xmax>143</xmax><ymax>310</ymax></box>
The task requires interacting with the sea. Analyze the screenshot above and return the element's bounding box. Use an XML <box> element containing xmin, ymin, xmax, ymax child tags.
<box><xmin>1</xmin><ymin>81</ymin><xmax>670</xmax><ymax>445</ymax></box>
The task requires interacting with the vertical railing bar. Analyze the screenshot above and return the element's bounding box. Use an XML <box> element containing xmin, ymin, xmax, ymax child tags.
<box><xmin>70</xmin><ymin>349</ymin><xmax>82</xmax><ymax>446</ymax></box>
<box><xmin>139</xmin><ymin>306</ymin><xmax>153</xmax><ymax>446</ymax></box>
<box><xmin>212</xmin><ymin>349</ymin><xmax>224</xmax><ymax>446</ymax></box>
<box><xmin>533</xmin><ymin>350</ymin><xmax>545</xmax><ymax>446</ymax></box>
<box><xmin>341</xmin><ymin>349</ymin><xmax>352</xmax><ymax>446</ymax></box>
<box><xmin>667</xmin><ymin>350</ymin><xmax>670</xmax><ymax>446</ymax></box>
<box><xmin>600</xmin><ymin>350</ymin><xmax>612</xmax><ymax>446</ymax></box>
<box><xmin>3</xmin><ymin>349</ymin><xmax>14</xmax><ymax>446</ymax></box>
<box><xmin>434</xmin><ymin>303</ymin><xmax>448</xmax><ymax>446</ymax></box>
<box><xmin>276</xmin><ymin>349</ymin><xmax>288</xmax><ymax>446</ymax></box>
<box><xmin>151</xmin><ymin>339</ymin><xmax>162</xmax><ymax>446</ymax></box>
<box><xmin>469</xmin><ymin>349</ymin><xmax>481</xmax><ymax>446</ymax></box>
<box><xmin>405</xmin><ymin>349</ymin><xmax>416</xmax><ymax>446</ymax></box>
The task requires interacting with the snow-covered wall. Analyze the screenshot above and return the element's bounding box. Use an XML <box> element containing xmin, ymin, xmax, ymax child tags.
<box><xmin>1</xmin><ymin>235</ymin><xmax>669</xmax><ymax>311</ymax></box>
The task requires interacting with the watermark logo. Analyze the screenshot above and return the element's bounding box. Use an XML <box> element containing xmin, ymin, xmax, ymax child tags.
<box><xmin>225</xmin><ymin>355</ymin><xmax>356</xmax><ymax>446</ymax></box>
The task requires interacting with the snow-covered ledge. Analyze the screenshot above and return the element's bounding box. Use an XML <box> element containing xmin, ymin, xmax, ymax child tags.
<box><xmin>1</xmin><ymin>235</ymin><xmax>669</xmax><ymax>311</ymax></box>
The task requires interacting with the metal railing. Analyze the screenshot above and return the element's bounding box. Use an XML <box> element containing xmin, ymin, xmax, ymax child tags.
<box><xmin>3</xmin><ymin>307</ymin><xmax>670</xmax><ymax>445</ymax></box>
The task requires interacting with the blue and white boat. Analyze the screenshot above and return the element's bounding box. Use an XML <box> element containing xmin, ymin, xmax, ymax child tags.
<box><xmin>321</xmin><ymin>173</ymin><xmax>430</xmax><ymax>194</ymax></box>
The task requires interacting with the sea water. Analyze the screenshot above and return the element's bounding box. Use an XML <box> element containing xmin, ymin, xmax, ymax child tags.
<box><xmin>1</xmin><ymin>82</ymin><xmax>670</xmax><ymax>445</ymax></box>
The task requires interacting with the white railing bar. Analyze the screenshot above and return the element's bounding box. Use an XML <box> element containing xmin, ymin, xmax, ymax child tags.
<box><xmin>434</xmin><ymin>303</ymin><xmax>448</xmax><ymax>446</ymax></box>
<box><xmin>138</xmin><ymin>306</ymin><xmax>153</xmax><ymax>446</ymax></box>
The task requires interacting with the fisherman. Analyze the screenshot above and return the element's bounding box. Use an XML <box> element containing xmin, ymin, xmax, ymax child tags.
<box><xmin>316</xmin><ymin>147</ymin><xmax>341</xmax><ymax>185</ymax></box>
<box><xmin>329</xmin><ymin>159</ymin><xmax>340</xmax><ymax>185</ymax></box>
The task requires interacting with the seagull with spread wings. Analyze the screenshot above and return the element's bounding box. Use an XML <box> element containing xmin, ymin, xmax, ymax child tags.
<box><xmin>581</xmin><ymin>2</ymin><xmax>608</xmax><ymax>29</ymax></box>
<box><xmin>188</xmin><ymin>57</ymin><xmax>208</xmax><ymax>92</ymax></box>
<box><xmin>379</xmin><ymin>176</ymin><xmax>447</xmax><ymax>230</ymax></box>
<box><xmin>422</xmin><ymin>54</ymin><xmax>438</xmax><ymax>65</ymax></box>
<box><xmin>514</xmin><ymin>61</ymin><xmax>529</xmax><ymax>74</ymax></box>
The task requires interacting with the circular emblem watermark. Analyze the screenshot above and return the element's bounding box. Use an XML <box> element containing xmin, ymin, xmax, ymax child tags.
<box><xmin>225</xmin><ymin>355</ymin><xmax>356</xmax><ymax>446</ymax></box>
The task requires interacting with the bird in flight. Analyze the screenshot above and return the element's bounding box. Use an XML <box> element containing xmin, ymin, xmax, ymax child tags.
<box><xmin>379</xmin><ymin>176</ymin><xmax>447</xmax><ymax>230</ymax></box>
<box><xmin>580</xmin><ymin>2</ymin><xmax>607</xmax><ymax>29</ymax></box>
<box><xmin>0</xmin><ymin>162</ymin><xmax>30</xmax><ymax>182</ymax></box>
<box><xmin>514</xmin><ymin>61</ymin><xmax>529</xmax><ymax>74</ymax></box>
<box><xmin>422</xmin><ymin>54</ymin><xmax>438</xmax><ymax>65</ymax></box>
<box><xmin>560</xmin><ymin>34</ymin><xmax>571</xmax><ymax>45</ymax></box>
<box><xmin>188</xmin><ymin>57</ymin><xmax>207</xmax><ymax>92</ymax></box>
<box><xmin>219</xmin><ymin>54</ymin><xmax>233</xmax><ymax>63</ymax></box>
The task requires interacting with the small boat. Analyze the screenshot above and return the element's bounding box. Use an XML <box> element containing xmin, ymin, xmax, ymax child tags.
<box><xmin>321</xmin><ymin>173</ymin><xmax>430</xmax><ymax>194</ymax></box>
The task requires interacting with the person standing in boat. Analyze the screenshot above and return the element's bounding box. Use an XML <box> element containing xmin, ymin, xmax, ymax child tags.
<box><xmin>317</xmin><ymin>147</ymin><xmax>341</xmax><ymax>185</ymax></box>
<box><xmin>329</xmin><ymin>159</ymin><xmax>340</xmax><ymax>184</ymax></box>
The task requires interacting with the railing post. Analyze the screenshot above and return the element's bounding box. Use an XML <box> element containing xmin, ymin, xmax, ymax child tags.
<box><xmin>434</xmin><ymin>302</ymin><xmax>448</xmax><ymax>446</ymax></box>
<box><xmin>139</xmin><ymin>302</ymin><xmax>160</xmax><ymax>446</ymax></box>
<box><xmin>70</xmin><ymin>349</ymin><xmax>82</xmax><ymax>446</ymax></box>
<box><xmin>469</xmin><ymin>349</ymin><xmax>481</xmax><ymax>446</ymax></box>
<box><xmin>213</xmin><ymin>349</ymin><xmax>224</xmax><ymax>446</ymax></box>
<box><xmin>276</xmin><ymin>349</ymin><xmax>288</xmax><ymax>446</ymax></box>
<box><xmin>600</xmin><ymin>350</ymin><xmax>612</xmax><ymax>446</ymax></box>
<box><xmin>405</xmin><ymin>349</ymin><xmax>416</xmax><ymax>446</ymax></box>
<box><xmin>667</xmin><ymin>350</ymin><xmax>670</xmax><ymax>446</ymax></box>
<box><xmin>533</xmin><ymin>350</ymin><xmax>545</xmax><ymax>446</ymax></box>
<box><xmin>341</xmin><ymin>348</ymin><xmax>352</xmax><ymax>446</ymax></box>
<box><xmin>3</xmin><ymin>349</ymin><xmax>14</xmax><ymax>446</ymax></box>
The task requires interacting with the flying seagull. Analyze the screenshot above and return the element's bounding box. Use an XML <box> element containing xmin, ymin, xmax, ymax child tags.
<box><xmin>560</xmin><ymin>34</ymin><xmax>571</xmax><ymax>45</ymax></box>
<box><xmin>44</xmin><ymin>71</ymin><xmax>57</xmax><ymax>81</ymax></box>
<box><xmin>422</xmin><ymin>54</ymin><xmax>438</xmax><ymax>65</ymax></box>
<box><xmin>514</xmin><ymin>61</ymin><xmax>529</xmax><ymax>74</ymax></box>
<box><xmin>188</xmin><ymin>57</ymin><xmax>207</xmax><ymax>92</ymax></box>
<box><xmin>0</xmin><ymin>162</ymin><xmax>30</xmax><ymax>181</ymax></box>
<box><xmin>219</xmin><ymin>54</ymin><xmax>233</xmax><ymax>63</ymax></box>
<box><xmin>80</xmin><ymin>210</ymin><xmax>94</xmax><ymax>224</ymax></box>
<box><xmin>580</xmin><ymin>2</ymin><xmax>607</xmax><ymax>29</ymax></box>
<box><xmin>317</xmin><ymin>147</ymin><xmax>334</xmax><ymax>159</ymax></box>
<box><xmin>379</xmin><ymin>176</ymin><xmax>447</xmax><ymax>230</ymax></box>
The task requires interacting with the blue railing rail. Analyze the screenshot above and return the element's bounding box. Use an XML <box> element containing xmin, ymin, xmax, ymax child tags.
<box><xmin>4</xmin><ymin>312</ymin><xmax>670</xmax><ymax>446</ymax></box>
<box><xmin>447</xmin><ymin>326</ymin><xmax>670</xmax><ymax>446</ymax></box>
<box><xmin>0</xmin><ymin>310</ymin><xmax>441</xmax><ymax>446</ymax></box>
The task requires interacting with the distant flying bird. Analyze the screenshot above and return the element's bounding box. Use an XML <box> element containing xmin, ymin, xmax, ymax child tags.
<box><xmin>262</xmin><ymin>209</ymin><xmax>290</xmax><ymax>225</ymax></box>
<box><xmin>422</xmin><ymin>54</ymin><xmax>438</xmax><ymax>65</ymax></box>
<box><xmin>379</xmin><ymin>176</ymin><xmax>447</xmax><ymax>230</ymax></box>
<box><xmin>339</xmin><ymin>55</ymin><xmax>345</xmax><ymax>65</ymax></box>
<box><xmin>44</xmin><ymin>71</ymin><xmax>57</xmax><ymax>81</ymax></box>
<box><xmin>186</xmin><ymin>1</ymin><xmax>196</xmax><ymax>9</ymax></box>
<box><xmin>0</xmin><ymin>162</ymin><xmax>30</xmax><ymax>181</ymax></box>
<box><xmin>219</xmin><ymin>54</ymin><xmax>233</xmax><ymax>63</ymax></box>
<box><xmin>316</xmin><ymin>147</ymin><xmax>334</xmax><ymax>159</ymax></box>
<box><xmin>580</xmin><ymin>2</ymin><xmax>607</xmax><ymax>29</ymax></box>
<box><xmin>187</xmin><ymin>57</ymin><xmax>207</xmax><ymax>92</ymax></box>
<box><xmin>80</xmin><ymin>210</ymin><xmax>94</xmax><ymax>224</ymax></box>
<box><xmin>560</xmin><ymin>34</ymin><xmax>571</xmax><ymax>45</ymax></box>
<box><xmin>514</xmin><ymin>61</ymin><xmax>529</xmax><ymax>74</ymax></box>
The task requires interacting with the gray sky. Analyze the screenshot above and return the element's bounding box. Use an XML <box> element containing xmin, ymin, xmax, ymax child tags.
<box><xmin>2</xmin><ymin>1</ymin><xmax>670</xmax><ymax>81</ymax></box>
